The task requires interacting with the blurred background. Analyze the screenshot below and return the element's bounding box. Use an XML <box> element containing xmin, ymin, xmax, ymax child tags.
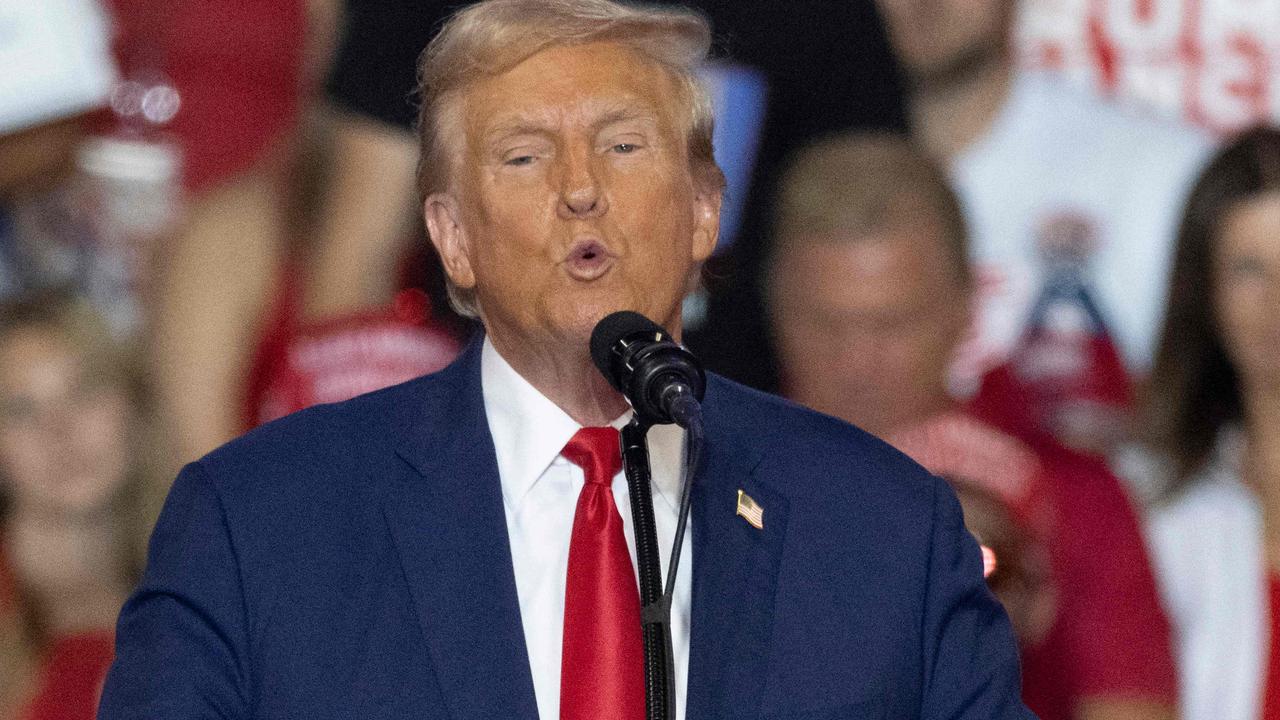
<box><xmin>0</xmin><ymin>0</ymin><xmax>1277</xmax><ymax>718</ymax></box>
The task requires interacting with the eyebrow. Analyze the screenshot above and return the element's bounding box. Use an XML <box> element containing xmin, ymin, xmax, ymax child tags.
<box><xmin>482</xmin><ymin>118</ymin><xmax>554</xmax><ymax>147</ymax></box>
<box><xmin>482</xmin><ymin>102</ymin><xmax>660</xmax><ymax>148</ymax></box>
<box><xmin>590</xmin><ymin>105</ymin><xmax>658</xmax><ymax>131</ymax></box>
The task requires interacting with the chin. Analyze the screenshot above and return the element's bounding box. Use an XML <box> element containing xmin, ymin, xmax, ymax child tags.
<box><xmin>548</xmin><ymin>305</ymin><xmax>618</xmax><ymax>347</ymax></box>
<box><xmin>544</xmin><ymin>286</ymin><xmax>685</xmax><ymax>345</ymax></box>
<box><xmin>555</xmin><ymin>296</ymin><xmax>635</xmax><ymax>336</ymax></box>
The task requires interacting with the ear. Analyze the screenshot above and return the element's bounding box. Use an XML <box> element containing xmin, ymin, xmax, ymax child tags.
<box><xmin>424</xmin><ymin>192</ymin><xmax>476</xmax><ymax>291</ymax></box>
<box><xmin>690</xmin><ymin>183</ymin><xmax>723</xmax><ymax>262</ymax></box>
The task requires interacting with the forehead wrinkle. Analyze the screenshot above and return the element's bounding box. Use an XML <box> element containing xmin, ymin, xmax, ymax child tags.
<box><xmin>589</xmin><ymin>102</ymin><xmax>659</xmax><ymax>131</ymax></box>
<box><xmin>479</xmin><ymin>94</ymin><xmax>663</xmax><ymax>143</ymax></box>
<box><xmin>480</xmin><ymin>108</ymin><xmax>559</xmax><ymax>147</ymax></box>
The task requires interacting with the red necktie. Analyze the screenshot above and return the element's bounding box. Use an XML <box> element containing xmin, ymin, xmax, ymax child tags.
<box><xmin>560</xmin><ymin>427</ymin><xmax>645</xmax><ymax>720</ymax></box>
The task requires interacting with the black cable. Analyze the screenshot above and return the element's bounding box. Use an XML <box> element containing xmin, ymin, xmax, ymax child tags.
<box><xmin>664</xmin><ymin>402</ymin><xmax>702</xmax><ymax>602</ymax></box>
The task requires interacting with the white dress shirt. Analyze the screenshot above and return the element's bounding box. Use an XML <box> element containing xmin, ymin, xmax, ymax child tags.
<box><xmin>481</xmin><ymin>338</ymin><xmax>691</xmax><ymax>720</ymax></box>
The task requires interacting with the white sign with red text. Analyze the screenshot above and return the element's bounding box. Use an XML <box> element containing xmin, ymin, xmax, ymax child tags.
<box><xmin>1018</xmin><ymin>0</ymin><xmax>1280</xmax><ymax>133</ymax></box>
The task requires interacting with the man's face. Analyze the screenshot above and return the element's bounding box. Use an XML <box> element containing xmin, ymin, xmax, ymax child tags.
<box><xmin>770</xmin><ymin>218</ymin><xmax>971</xmax><ymax>436</ymax></box>
<box><xmin>875</xmin><ymin>0</ymin><xmax>1015</xmax><ymax>85</ymax></box>
<box><xmin>426</xmin><ymin>42</ymin><xmax>721</xmax><ymax>354</ymax></box>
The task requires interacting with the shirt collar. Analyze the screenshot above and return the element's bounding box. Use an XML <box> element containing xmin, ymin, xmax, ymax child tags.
<box><xmin>480</xmin><ymin>337</ymin><xmax>684</xmax><ymax>513</ymax></box>
<box><xmin>646</xmin><ymin>421</ymin><xmax>684</xmax><ymax>514</ymax></box>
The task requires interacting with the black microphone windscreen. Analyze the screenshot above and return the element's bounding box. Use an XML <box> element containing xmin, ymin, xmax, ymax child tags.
<box><xmin>589</xmin><ymin>311</ymin><xmax>665</xmax><ymax>386</ymax></box>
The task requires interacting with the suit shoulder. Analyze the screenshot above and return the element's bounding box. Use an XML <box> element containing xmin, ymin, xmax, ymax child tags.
<box><xmin>705</xmin><ymin>378</ymin><xmax>946</xmax><ymax>573</ymax></box>
<box><xmin>704</xmin><ymin>374</ymin><xmax>934</xmax><ymax>497</ymax></box>
<box><xmin>196</xmin><ymin>369</ymin><xmax>452</xmax><ymax>492</ymax></box>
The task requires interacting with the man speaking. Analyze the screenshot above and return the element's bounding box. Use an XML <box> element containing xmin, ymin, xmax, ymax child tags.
<box><xmin>98</xmin><ymin>1</ymin><xmax>1033</xmax><ymax>718</ymax></box>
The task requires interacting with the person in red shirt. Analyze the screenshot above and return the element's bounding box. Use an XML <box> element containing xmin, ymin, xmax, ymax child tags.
<box><xmin>0</xmin><ymin>292</ymin><xmax>150</xmax><ymax>720</ymax></box>
<box><xmin>103</xmin><ymin>0</ymin><xmax>317</xmax><ymax>466</ymax></box>
<box><xmin>763</xmin><ymin>132</ymin><xmax>1177</xmax><ymax>720</ymax></box>
<box><xmin>107</xmin><ymin>0</ymin><xmax>462</xmax><ymax>460</ymax></box>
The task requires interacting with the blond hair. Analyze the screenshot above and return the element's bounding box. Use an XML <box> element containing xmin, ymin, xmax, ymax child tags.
<box><xmin>416</xmin><ymin>0</ymin><xmax>725</xmax><ymax>316</ymax></box>
<box><xmin>766</xmin><ymin>132</ymin><xmax>971</xmax><ymax>293</ymax></box>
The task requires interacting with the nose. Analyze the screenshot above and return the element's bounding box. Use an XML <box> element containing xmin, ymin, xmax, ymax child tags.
<box><xmin>556</xmin><ymin>146</ymin><xmax>607</xmax><ymax>220</ymax></box>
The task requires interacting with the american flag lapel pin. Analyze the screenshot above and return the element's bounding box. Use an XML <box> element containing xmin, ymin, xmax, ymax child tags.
<box><xmin>736</xmin><ymin>489</ymin><xmax>764</xmax><ymax>530</ymax></box>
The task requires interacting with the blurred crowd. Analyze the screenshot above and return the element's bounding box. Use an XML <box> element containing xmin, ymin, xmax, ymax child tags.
<box><xmin>0</xmin><ymin>0</ymin><xmax>1276</xmax><ymax>718</ymax></box>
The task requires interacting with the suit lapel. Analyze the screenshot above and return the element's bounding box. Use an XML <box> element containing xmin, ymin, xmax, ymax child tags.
<box><xmin>687</xmin><ymin>392</ymin><xmax>789</xmax><ymax>719</ymax></box>
<box><xmin>383</xmin><ymin>342</ymin><xmax>539</xmax><ymax>720</ymax></box>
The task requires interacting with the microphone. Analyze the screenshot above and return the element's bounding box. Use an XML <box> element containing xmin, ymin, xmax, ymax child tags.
<box><xmin>589</xmin><ymin>311</ymin><xmax>705</xmax><ymax>427</ymax></box>
<box><xmin>595</xmin><ymin>312</ymin><xmax>705</xmax><ymax>720</ymax></box>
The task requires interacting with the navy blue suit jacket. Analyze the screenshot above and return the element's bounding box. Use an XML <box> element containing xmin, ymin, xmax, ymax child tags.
<box><xmin>99</xmin><ymin>341</ymin><xmax>1034</xmax><ymax>719</ymax></box>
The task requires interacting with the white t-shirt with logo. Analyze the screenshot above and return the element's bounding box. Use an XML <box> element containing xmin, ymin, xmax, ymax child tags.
<box><xmin>949</xmin><ymin>71</ymin><xmax>1215</xmax><ymax>389</ymax></box>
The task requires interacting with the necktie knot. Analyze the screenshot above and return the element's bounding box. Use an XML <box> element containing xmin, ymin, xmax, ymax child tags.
<box><xmin>561</xmin><ymin>427</ymin><xmax>622</xmax><ymax>486</ymax></box>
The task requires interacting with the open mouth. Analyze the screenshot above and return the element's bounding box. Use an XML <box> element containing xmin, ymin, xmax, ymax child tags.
<box><xmin>564</xmin><ymin>239</ymin><xmax>615</xmax><ymax>281</ymax></box>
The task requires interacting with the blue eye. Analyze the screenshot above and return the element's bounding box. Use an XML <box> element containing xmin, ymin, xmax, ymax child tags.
<box><xmin>504</xmin><ymin>155</ymin><xmax>536</xmax><ymax>166</ymax></box>
<box><xmin>612</xmin><ymin>143</ymin><xmax>638</xmax><ymax>154</ymax></box>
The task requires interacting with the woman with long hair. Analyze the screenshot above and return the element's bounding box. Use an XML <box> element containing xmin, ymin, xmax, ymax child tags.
<box><xmin>1139</xmin><ymin>126</ymin><xmax>1280</xmax><ymax>720</ymax></box>
<box><xmin>0</xmin><ymin>292</ymin><xmax>150</xmax><ymax>719</ymax></box>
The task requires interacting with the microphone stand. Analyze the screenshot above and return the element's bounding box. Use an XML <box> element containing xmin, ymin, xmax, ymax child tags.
<box><xmin>621</xmin><ymin>410</ymin><xmax>703</xmax><ymax>720</ymax></box>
